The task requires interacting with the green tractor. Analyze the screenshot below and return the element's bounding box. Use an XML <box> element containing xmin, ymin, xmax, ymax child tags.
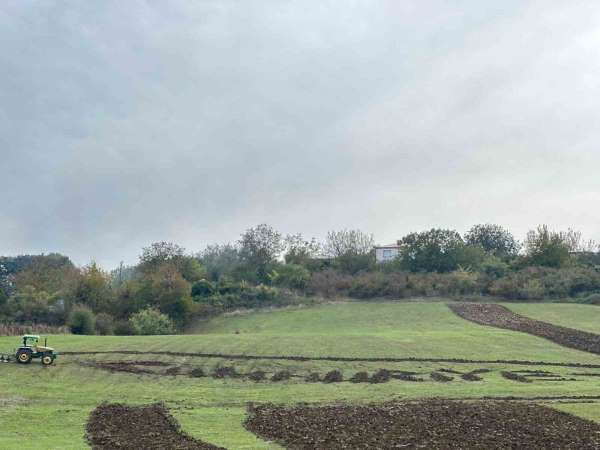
<box><xmin>15</xmin><ymin>335</ymin><xmax>58</xmax><ymax>365</ymax></box>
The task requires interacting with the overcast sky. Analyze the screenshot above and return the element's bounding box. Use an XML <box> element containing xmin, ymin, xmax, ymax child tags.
<box><xmin>1</xmin><ymin>1</ymin><xmax>600</xmax><ymax>269</ymax></box>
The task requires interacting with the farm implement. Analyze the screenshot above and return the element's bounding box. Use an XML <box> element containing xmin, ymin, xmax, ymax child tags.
<box><xmin>0</xmin><ymin>335</ymin><xmax>58</xmax><ymax>365</ymax></box>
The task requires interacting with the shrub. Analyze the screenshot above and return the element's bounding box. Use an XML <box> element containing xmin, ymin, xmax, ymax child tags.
<box><xmin>270</xmin><ymin>264</ymin><xmax>311</xmax><ymax>290</ymax></box>
<box><xmin>68</xmin><ymin>305</ymin><xmax>96</xmax><ymax>335</ymax></box>
<box><xmin>129</xmin><ymin>307</ymin><xmax>174</xmax><ymax>335</ymax></box>
<box><xmin>580</xmin><ymin>293</ymin><xmax>600</xmax><ymax>305</ymax></box>
<box><xmin>191</xmin><ymin>279</ymin><xmax>215</xmax><ymax>297</ymax></box>
<box><xmin>94</xmin><ymin>313</ymin><xmax>115</xmax><ymax>335</ymax></box>
<box><xmin>113</xmin><ymin>320</ymin><xmax>134</xmax><ymax>336</ymax></box>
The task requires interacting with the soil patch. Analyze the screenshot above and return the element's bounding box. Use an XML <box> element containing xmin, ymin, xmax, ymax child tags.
<box><xmin>461</xmin><ymin>372</ymin><xmax>483</xmax><ymax>381</ymax></box>
<box><xmin>350</xmin><ymin>371</ymin><xmax>370</xmax><ymax>383</ymax></box>
<box><xmin>430</xmin><ymin>372</ymin><xmax>453</xmax><ymax>382</ymax></box>
<box><xmin>501</xmin><ymin>371</ymin><xmax>532</xmax><ymax>383</ymax></box>
<box><xmin>449</xmin><ymin>303</ymin><xmax>600</xmax><ymax>356</ymax></box>
<box><xmin>63</xmin><ymin>351</ymin><xmax>600</xmax><ymax>369</ymax></box>
<box><xmin>322</xmin><ymin>370</ymin><xmax>343</xmax><ymax>383</ymax></box>
<box><xmin>86</xmin><ymin>403</ymin><xmax>224</xmax><ymax>449</ymax></box>
<box><xmin>245</xmin><ymin>400</ymin><xmax>600</xmax><ymax>449</ymax></box>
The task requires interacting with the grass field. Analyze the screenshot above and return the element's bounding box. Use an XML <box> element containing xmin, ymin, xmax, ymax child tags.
<box><xmin>2</xmin><ymin>301</ymin><xmax>600</xmax><ymax>449</ymax></box>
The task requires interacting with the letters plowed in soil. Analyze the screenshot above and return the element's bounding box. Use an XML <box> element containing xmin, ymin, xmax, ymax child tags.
<box><xmin>245</xmin><ymin>400</ymin><xmax>600</xmax><ymax>449</ymax></box>
<box><xmin>449</xmin><ymin>303</ymin><xmax>600</xmax><ymax>355</ymax></box>
<box><xmin>86</xmin><ymin>403</ymin><xmax>224</xmax><ymax>450</ymax></box>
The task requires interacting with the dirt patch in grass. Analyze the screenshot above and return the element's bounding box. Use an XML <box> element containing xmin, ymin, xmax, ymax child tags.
<box><xmin>322</xmin><ymin>370</ymin><xmax>343</xmax><ymax>383</ymax></box>
<box><xmin>350</xmin><ymin>371</ymin><xmax>370</xmax><ymax>383</ymax></box>
<box><xmin>271</xmin><ymin>370</ymin><xmax>292</xmax><ymax>382</ymax></box>
<box><xmin>449</xmin><ymin>303</ymin><xmax>600</xmax><ymax>356</ymax></box>
<box><xmin>246</xmin><ymin>370</ymin><xmax>266</xmax><ymax>382</ymax></box>
<box><xmin>64</xmin><ymin>350</ymin><xmax>600</xmax><ymax>369</ymax></box>
<box><xmin>212</xmin><ymin>366</ymin><xmax>238</xmax><ymax>379</ymax></box>
<box><xmin>86</xmin><ymin>403</ymin><xmax>224</xmax><ymax>449</ymax></box>
<box><xmin>501</xmin><ymin>371</ymin><xmax>532</xmax><ymax>383</ymax></box>
<box><xmin>245</xmin><ymin>400</ymin><xmax>600</xmax><ymax>449</ymax></box>
<box><xmin>431</xmin><ymin>372</ymin><xmax>453</xmax><ymax>382</ymax></box>
<box><xmin>461</xmin><ymin>372</ymin><xmax>483</xmax><ymax>381</ymax></box>
<box><xmin>305</xmin><ymin>372</ymin><xmax>321</xmax><ymax>382</ymax></box>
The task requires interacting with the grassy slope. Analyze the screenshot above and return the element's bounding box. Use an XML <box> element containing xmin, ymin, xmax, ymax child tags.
<box><xmin>508</xmin><ymin>303</ymin><xmax>600</xmax><ymax>334</ymax></box>
<box><xmin>1</xmin><ymin>302</ymin><xmax>600</xmax><ymax>449</ymax></box>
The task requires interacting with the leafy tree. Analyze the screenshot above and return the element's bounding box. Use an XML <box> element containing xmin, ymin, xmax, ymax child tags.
<box><xmin>284</xmin><ymin>234</ymin><xmax>322</xmax><ymax>265</ymax></box>
<box><xmin>191</xmin><ymin>279</ymin><xmax>215</xmax><ymax>297</ymax></box>
<box><xmin>68</xmin><ymin>305</ymin><xmax>96</xmax><ymax>335</ymax></box>
<box><xmin>146</xmin><ymin>264</ymin><xmax>192</xmax><ymax>323</ymax></box>
<box><xmin>0</xmin><ymin>286</ymin><xmax>7</xmax><ymax>309</ymax></box>
<box><xmin>69</xmin><ymin>262</ymin><xmax>114</xmax><ymax>312</ymax></box>
<box><xmin>270</xmin><ymin>264</ymin><xmax>311</xmax><ymax>290</ymax></box>
<box><xmin>95</xmin><ymin>313</ymin><xmax>115</xmax><ymax>335</ymax></box>
<box><xmin>129</xmin><ymin>307</ymin><xmax>174</xmax><ymax>335</ymax></box>
<box><xmin>179</xmin><ymin>258</ymin><xmax>206</xmax><ymax>283</ymax></box>
<box><xmin>398</xmin><ymin>229</ymin><xmax>468</xmax><ymax>273</ymax></box>
<box><xmin>465</xmin><ymin>224</ymin><xmax>520</xmax><ymax>258</ymax></box>
<box><xmin>5</xmin><ymin>286</ymin><xmax>66</xmax><ymax>324</ymax></box>
<box><xmin>138</xmin><ymin>242</ymin><xmax>186</xmax><ymax>274</ymax></box>
<box><xmin>198</xmin><ymin>243</ymin><xmax>242</xmax><ymax>281</ymax></box>
<box><xmin>238</xmin><ymin>224</ymin><xmax>284</xmax><ymax>281</ymax></box>
<box><xmin>14</xmin><ymin>254</ymin><xmax>77</xmax><ymax>295</ymax></box>
<box><xmin>524</xmin><ymin>225</ymin><xmax>572</xmax><ymax>268</ymax></box>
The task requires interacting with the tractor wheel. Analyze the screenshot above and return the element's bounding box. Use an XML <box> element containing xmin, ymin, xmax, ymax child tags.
<box><xmin>41</xmin><ymin>355</ymin><xmax>54</xmax><ymax>366</ymax></box>
<box><xmin>16</xmin><ymin>349</ymin><xmax>32</xmax><ymax>364</ymax></box>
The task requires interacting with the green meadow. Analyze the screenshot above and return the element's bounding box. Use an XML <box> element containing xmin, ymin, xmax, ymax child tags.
<box><xmin>2</xmin><ymin>301</ymin><xmax>600</xmax><ymax>449</ymax></box>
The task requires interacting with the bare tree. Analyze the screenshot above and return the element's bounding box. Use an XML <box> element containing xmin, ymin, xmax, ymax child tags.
<box><xmin>324</xmin><ymin>229</ymin><xmax>374</xmax><ymax>257</ymax></box>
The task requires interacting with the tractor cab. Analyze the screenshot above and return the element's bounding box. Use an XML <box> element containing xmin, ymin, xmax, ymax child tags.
<box><xmin>16</xmin><ymin>335</ymin><xmax>57</xmax><ymax>365</ymax></box>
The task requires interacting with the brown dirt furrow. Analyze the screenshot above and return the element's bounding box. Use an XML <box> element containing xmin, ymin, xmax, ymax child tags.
<box><xmin>449</xmin><ymin>303</ymin><xmax>600</xmax><ymax>356</ymax></box>
<box><xmin>245</xmin><ymin>400</ymin><xmax>600</xmax><ymax>449</ymax></box>
<box><xmin>62</xmin><ymin>351</ymin><xmax>600</xmax><ymax>369</ymax></box>
<box><xmin>86</xmin><ymin>403</ymin><xmax>224</xmax><ymax>450</ymax></box>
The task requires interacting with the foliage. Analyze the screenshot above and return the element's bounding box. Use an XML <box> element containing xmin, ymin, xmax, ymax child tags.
<box><xmin>398</xmin><ymin>229</ymin><xmax>468</xmax><ymax>273</ymax></box>
<box><xmin>143</xmin><ymin>264</ymin><xmax>192</xmax><ymax>324</ymax></box>
<box><xmin>198</xmin><ymin>244</ymin><xmax>243</xmax><ymax>281</ymax></box>
<box><xmin>284</xmin><ymin>234</ymin><xmax>322</xmax><ymax>265</ymax></box>
<box><xmin>269</xmin><ymin>264</ymin><xmax>311</xmax><ymax>290</ymax></box>
<box><xmin>129</xmin><ymin>307</ymin><xmax>174</xmax><ymax>335</ymax></box>
<box><xmin>324</xmin><ymin>229</ymin><xmax>374</xmax><ymax>258</ymax></box>
<box><xmin>191</xmin><ymin>279</ymin><xmax>216</xmax><ymax>297</ymax></box>
<box><xmin>465</xmin><ymin>224</ymin><xmax>521</xmax><ymax>258</ymax></box>
<box><xmin>69</xmin><ymin>262</ymin><xmax>114</xmax><ymax>313</ymax></box>
<box><xmin>524</xmin><ymin>225</ymin><xmax>572</xmax><ymax>268</ymax></box>
<box><xmin>94</xmin><ymin>313</ymin><xmax>115</xmax><ymax>335</ymax></box>
<box><xmin>4</xmin><ymin>286</ymin><xmax>66</xmax><ymax>325</ymax></box>
<box><xmin>238</xmin><ymin>224</ymin><xmax>284</xmax><ymax>282</ymax></box>
<box><xmin>579</xmin><ymin>293</ymin><xmax>600</xmax><ymax>305</ymax></box>
<box><xmin>138</xmin><ymin>242</ymin><xmax>186</xmax><ymax>273</ymax></box>
<box><xmin>68</xmin><ymin>305</ymin><xmax>96</xmax><ymax>335</ymax></box>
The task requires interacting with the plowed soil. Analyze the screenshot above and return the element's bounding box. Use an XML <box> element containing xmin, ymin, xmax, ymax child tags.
<box><xmin>449</xmin><ymin>303</ymin><xmax>600</xmax><ymax>355</ymax></box>
<box><xmin>86</xmin><ymin>403</ymin><xmax>224</xmax><ymax>449</ymax></box>
<box><xmin>63</xmin><ymin>350</ymin><xmax>600</xmax><ymax>368</ymax></box>
<box><xmin>245</xmin><ymin>400</ymin><xmax>600</xmax><ymax>449</ymax></box>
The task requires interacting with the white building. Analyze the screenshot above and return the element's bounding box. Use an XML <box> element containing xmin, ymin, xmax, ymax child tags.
<box><xmin>374</xmin><ymin>241</ymin><xmax>401</xmax><ymax>263</ymax></box>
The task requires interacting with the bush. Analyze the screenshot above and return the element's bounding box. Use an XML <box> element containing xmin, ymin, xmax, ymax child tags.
<box><xmin>114</xmin><ymin>320</ymin><xmax>134</xmax><ymax>336</ymax></box>
<box><xmin>94</xmin><ymin>313</ymin><xmax>115</xmax><ymax>335</ymax></box>
<box><xmin>270</xmin><ymin>264</ymin><xmax>311</xmax><ymax>290</ymax></box>
<box><xmin>129</xmin><ymin>307</ymin><xmax>174</xmax><ymax>335</ymax></box>
<box><xmin>68</xmin><ymin>305</ymin><xmax>96</xmax><ymax>335</ymax></box>
<box><xmin>191</xmin><ymin>279</ymin><xmax>215</xmax><ymax>297</ymax></box>
<box><xmin>580</xmin><ymin>293</ymin><xmax>600</xmax><ymax>305</ymax></box>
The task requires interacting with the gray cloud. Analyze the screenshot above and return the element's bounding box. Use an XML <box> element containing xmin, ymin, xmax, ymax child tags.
<box><xmin>1</xmin><ymin>0</ymin><xmax>599</xmax><ymax>268</ymax></box>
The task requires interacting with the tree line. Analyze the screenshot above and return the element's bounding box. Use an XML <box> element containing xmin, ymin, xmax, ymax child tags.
<box><xmin>1</xmin><ymin>223</ymin><xmax>599</xmax><ymax>335</ymax></box>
